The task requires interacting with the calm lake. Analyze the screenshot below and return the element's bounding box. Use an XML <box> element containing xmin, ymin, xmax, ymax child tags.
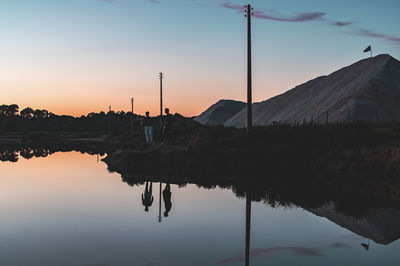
<box><xmin>1</xmin><ymin>151</ymin><xmax>399</xmax><ymax>266</ymax></box>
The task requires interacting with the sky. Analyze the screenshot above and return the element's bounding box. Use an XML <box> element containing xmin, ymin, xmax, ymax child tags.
<box><xmin>1</xmin><ymin>0</ymin><xmax>400</xmax><ymax>117</ymax></box>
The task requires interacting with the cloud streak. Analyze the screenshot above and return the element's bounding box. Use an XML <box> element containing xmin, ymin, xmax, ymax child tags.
<box><xmin>220</xmin><ymin>1</ymin><xmax>325</xmax><ymax>22</ymax></box>
<box><xmin>332</xmin><ymin>21</ymin><xmax>354</xmax><ymax>27</ymax></box>
<box><xmin>95</xmin><ymin>0</ymin><xmax>158</xmax><ymax>3</ymax></box>
<box><xmin>352</xmin><ymin>29</ymin><xmax>400</xmax><ymax>46</ymax></box>
<box><xmin>252</xmin><ymin>10</ymin><xmax>326</xmax><ymax>22</ymax></box>
<box><xmin>220</xmin><ymin>0</ymin><xmax>400</xmax><ymax>47</ymax></box>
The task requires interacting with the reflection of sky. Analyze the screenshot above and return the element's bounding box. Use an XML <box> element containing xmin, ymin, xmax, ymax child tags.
<box><xmin>1</xmin><ymin>0</ymin><xmax>400</xmax><ymax>117</ymax></box>
<box><xmin>0</xmin><ymin>151</ymin><xmax>399</xmax><ymax>265</ymax></box>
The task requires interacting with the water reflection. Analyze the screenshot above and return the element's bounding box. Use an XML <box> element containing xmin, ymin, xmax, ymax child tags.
<box><xmin>245</xmin><ymin>193</ymin><xmax>251</xmax><ymax>266</ymax></box>
<box><xmin>142</xmin><ymin>181</ymin><xmax>154</xmax><ymax>212</ymax></box>
<box><xmin>0</xmin><ymin>145</ymin><xmax>106</xmax><ymax>162</ymax></box>
<box><xmin>2</xmin><ymin>149</ymin><xmax>400</xmax><ymax>265</ymax></box>
<box><xmin>163</xmin><ymin>183</ymin><xmax>172</xmax><ymax>217</ymax></box>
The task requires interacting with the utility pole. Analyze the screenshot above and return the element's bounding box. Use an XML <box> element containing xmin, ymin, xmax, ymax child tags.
<box><xmin>130</xmin><ymin>98</ymin><xmax>134</xmax><ymax>135</ymax></box>
<box><xmin>325</xmin><ymin>111</ymin><xmax>329</xmax><ymax>125</ymax></box>
<box><xmin>108</xmin><ymin>105</ymin><xmax>112</xmax><ymax>136</ymax></box>
<box><xmin>245</xmin><ymin>4</ymin><xmax>253</xmax><ymax>132</ymax></box>
<box><xmin>244</xmin><ymin>6</ymin><xmax>253</xmax><ymax>266</ymax></box>
<box><xmin>159</xmin><ymin>72</ymin><xmax>164</xmax><ymax>127</ymax></box>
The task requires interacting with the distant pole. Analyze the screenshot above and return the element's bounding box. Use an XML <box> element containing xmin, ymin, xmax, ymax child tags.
<box><xmin>325</xmin><ymin>111</ymin><xmax>329</xmax><ymax>125</ymax></box>
<box><xmin>108</xmin><ymin>105</ymin><xmax>112</xmax><ymax>136</ymax></box>
<box><xmin>159</xmin><ymin>72</ymin><xmax>164</xmax><ymax>127</ymax></box>
<box><xmin>370</xmin><ymin>47</ymin><xmax>372</xmax><ymax>58</ymax></box>
<box><xmin>245</xmin><ymin>4</ymin><xmax>253</xmax><ymax>132</ymax></box>
<box><xmin>130</xmin><ymin>98</ymin><xmax>134</xmax><ymax>135</ymax></box>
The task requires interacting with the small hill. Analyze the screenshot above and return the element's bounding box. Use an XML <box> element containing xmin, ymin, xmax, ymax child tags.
<box><xmin>194</xmin><ymin>99</ymin><xmax>245</xmax><ymax>126</ymax></box>
<box><xmin>223</xmin><ymin>54</ymin><xmax>400</xmax><ymax>127</ymax></box>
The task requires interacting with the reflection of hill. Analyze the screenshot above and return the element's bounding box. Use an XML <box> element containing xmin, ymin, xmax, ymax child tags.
<box><xmin>108</xmin><ymin>167</ymin><xmax>400</xmax><ymax>245</ymax></box>
<box><xmin>309</xmin><ymin>202</ymin><xmax>400</xmax><ymax>245</ymax></box>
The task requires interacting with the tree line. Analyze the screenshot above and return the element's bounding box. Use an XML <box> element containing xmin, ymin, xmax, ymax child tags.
<box><xmin>0</xmin><ymin>104</ymin><xmax>142</xmax><ymax>134</ymax></box>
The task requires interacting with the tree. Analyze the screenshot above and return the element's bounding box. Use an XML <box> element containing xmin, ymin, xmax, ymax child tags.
<box><xmin>20</xmin><ymin>107</ymin><xmax>34</xmax><ymax>119</ymax></box>
<box><xmin>7</xmin><ymin>104</ymin><xmax>19</xmax><ymax>117</ymax></box>
<box><xmin>0</xmin><ymin>105</ymin><xmax>7</xmax><ymax>117</ymax></box>
<box><xmin>33</xmin><ymin>109</ymin><xmax>49</xmax><ymax>119</ymax></box>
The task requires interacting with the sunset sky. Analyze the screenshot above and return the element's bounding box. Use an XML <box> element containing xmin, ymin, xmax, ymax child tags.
<box><xmin>1</xmin><ymin>0</ymin><xmax>400</xmax><ymax>117</ymax></box>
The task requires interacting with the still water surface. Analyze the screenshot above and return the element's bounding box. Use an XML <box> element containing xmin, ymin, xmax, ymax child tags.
<box><xmin>0</xmin><ymin>151</ymin><xmax>399</xmax><ymax>266</ymax></box>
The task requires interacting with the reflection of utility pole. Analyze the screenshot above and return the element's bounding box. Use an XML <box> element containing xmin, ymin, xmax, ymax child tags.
<box><xmin>159</xmin><ymin>72</ymin><xmax>164</xmax><ymax>128</ymax></box>
<box><xmin>158</xmin><ymin>182</ymin><xmax>162</xmax><ymax>223</ymax></box>
<box><xmin>245</xmin><ymin>4</ymin><xmax>253</xmax><ymax>132</ymax></box>
<box><xmin>245</xmin><ymin>192</ymin><xmax>251</xmax><ymax>266</ymax></box>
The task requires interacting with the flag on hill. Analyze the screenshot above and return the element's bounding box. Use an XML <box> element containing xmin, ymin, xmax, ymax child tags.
<box><xmin>363</xmin><ymin>45</ymin><xmax>372</xmax><ymax>57</ymax></box>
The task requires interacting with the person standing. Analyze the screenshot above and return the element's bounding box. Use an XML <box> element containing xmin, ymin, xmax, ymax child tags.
<box><xmin>162</xmin><ymin>108</ymin><xmax>172</xmax><ymax>142</ymax></box>
<box><xmin>143</xmin><ymin>111</ymin><xmax>153</xmax><ymax>143</ymax></box>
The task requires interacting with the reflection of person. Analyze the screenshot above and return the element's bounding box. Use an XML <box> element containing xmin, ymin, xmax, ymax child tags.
<box><xmin>142</xmin><ymin>182</ymin><xmax>154</xmax><ymax>212</ymax></box>
<box><xmin>143</xmin><ymin>112</ymin><xmax>153</xmax><ymax>143</ymax></box>
<box><xmin>163</xmin><ymin>183</ymin><xmax>172</xmax><ymax>217</ymax></box>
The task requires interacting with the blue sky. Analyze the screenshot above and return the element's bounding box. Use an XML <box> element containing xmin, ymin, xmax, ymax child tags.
<box><xmin>1</xmin><ymin>0</ymin><xmax>399</xmax><ymax>116</ymax></box>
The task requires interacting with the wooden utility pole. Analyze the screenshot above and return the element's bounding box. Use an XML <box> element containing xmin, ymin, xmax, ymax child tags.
<box><xmin>245</xmin><ymin>4</ymin><xmax>253</xmax><ymax>132</ymax></box>
<box><xmin>108</xmin><ymin>105</ymin><xmax>112</xmax><ymax>136</ymax></box>
<box><xmin>325</xmin><ymin>111</ymin><xmax>329</xmax><ymax>125</ymax></box>
<box><xmin>244</xmin><ymin>6</ymin><xmax>253</xmax><ymax>266</ymax></box>
<box><xmin>130</xmin><ymin>98</ymin><xmax>134</xmax><ymax>135</ymax></box>
<box><xmin>159</xmin><ymin>72</ymin><xmax>164</xmax><ymax>127</ymax></box>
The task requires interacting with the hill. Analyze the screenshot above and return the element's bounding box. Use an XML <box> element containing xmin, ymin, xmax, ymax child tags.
<box><xmin>194</xmin><ymin>99</ymin><xmax>245</xmax><ymax>126</ymax></box>
<box><xmin>219</xmin><ymin>54</ymin><xmax>400</xmax><ymax>127</ymax></box>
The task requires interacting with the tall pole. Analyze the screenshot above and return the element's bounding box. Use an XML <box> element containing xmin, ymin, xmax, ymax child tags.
<box><xmin>159</xmin><ymin>72</ymin><xmax>163</xmax><ymax>126</ymax></box>
<box><xmin>245</xmin><ymin>7</ymin><xmax>253</xmax><ymax>264</ymax></box>
<box><xmin>245</xmin><ymin>4</ymin><xmax>253</xmax><ymax>132</ymax></box>
<box><xmin>131</xmin><ymin>98</ymin><xmax>134</xmax><ymax>113</ymax></box>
